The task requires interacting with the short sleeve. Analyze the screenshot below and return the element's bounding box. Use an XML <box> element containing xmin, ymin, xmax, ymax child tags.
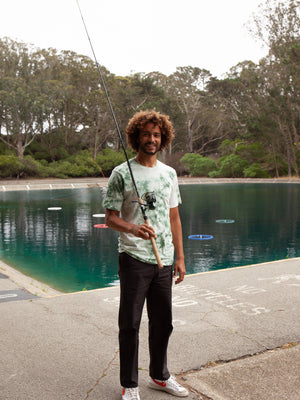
<box><xmin>169</xmin><ymin>173</ymin><xmax>181</xmax><ymax>208</ymax></box>
<box><xmin>103</xmin><ymin>170</ymin><xmax>124</xmax><ymax>211</ymax></box>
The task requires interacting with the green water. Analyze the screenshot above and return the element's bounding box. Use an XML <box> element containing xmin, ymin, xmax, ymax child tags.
<box><xmin>0</xmin><ymin>184</ymin><xmax>299</xmax><ymax>292</ymax></box>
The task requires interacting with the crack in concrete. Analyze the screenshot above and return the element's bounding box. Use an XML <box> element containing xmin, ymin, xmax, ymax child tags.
<box><xmin>33</xmin><ymin>302</ymin><xmax>115</xmax><ymax>336</ymax></box>
<box><xmin>177</xmin><ymin>342</ymin><xmax>300</xmax><ymax>400</ymax></box>
<box><xmin>83</xmin><ymin>348</ymin><xmax>119</xmax><ymax>400</ymax></box>
<box><xmin>178</xmin><ymin>375</ymin><xmax>213</xmax><ymax>400</ymax></box>
<box><xmin>200</xmin><ymin>310</ymin><xmax>269</xmax><ymax>352</ymax></box>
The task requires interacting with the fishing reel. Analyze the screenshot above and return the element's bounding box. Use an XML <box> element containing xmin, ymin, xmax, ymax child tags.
<box><xmin>142</xmin><ymin>191</ymin><xmax>156</xmax><ymax>210</ymax></box>
<box><xmin>133</xmin><ymin>191</ymin><xmax>156</xmax><ymax>210</ymax></box>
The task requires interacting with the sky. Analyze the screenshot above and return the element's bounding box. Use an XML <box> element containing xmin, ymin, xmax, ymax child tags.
<box><xmin>1</xmin><ymin>0</ymin><xmax>267</xmax><ymax>78</ymax></box>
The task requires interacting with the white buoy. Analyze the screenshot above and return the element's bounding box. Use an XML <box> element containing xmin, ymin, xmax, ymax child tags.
<box><xmin>48</xmin><ymin>207</ymin><xmax>62</xmax><ymax>211</ymax></box>
<box><xmin>92</xmin><ymin>213</ymin><xmax>105</xmax><ymax>217</ymax></box>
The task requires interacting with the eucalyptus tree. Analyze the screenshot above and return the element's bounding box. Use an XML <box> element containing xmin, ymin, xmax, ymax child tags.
<box><xmin>100</xmin><ymin>72</ymin><xmax>173</xmax><ymax>150</ymax></box>
<box><xmin>145</xmin><ymin>71</ymin><xmax>184</xmax><ymax>153</ymax></box>
<box><xmin>166</xmin><ymin>66</ymin><xmax>213</xmax><ymax>153</ymax></box>
<box><xmin>0</xmin><ymin>38</ymin><xmax>46</xmax><ymax>159</ymax></box>
<box><xmin>147</xmin><ymin>67</ymin><xmax>230</xmax><ymax>154</ymax></box>
<box><xmin>249</xmin><ymin>0</ymin><xmax>300</xmax><ymax>176</ymax></box>
<box><xmin>45</xmin><ymin>50</ymin><xmax>100</xmax><ymax>153</ymax></box>
<box><xmin>82</xmin><ymin>77</ymin><xmax>115</xmax><ymax>158</ymax></box>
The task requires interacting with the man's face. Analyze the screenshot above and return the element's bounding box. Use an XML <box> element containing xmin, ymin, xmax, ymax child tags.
<box><xmin>138</xmin><ymin>122</ymin><xmax>162</xmax><ymax>155</ymax></box>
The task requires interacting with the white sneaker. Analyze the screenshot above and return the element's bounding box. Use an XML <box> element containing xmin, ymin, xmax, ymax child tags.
<box><xmin>122</xmin><ymin>387</ymin><xmax>140</xmax><ymax>400</ymax></box>
<box><xmin>148</xmin><ymin>375</ymin><xmax>189</xmax><ymax>397</ymax></box>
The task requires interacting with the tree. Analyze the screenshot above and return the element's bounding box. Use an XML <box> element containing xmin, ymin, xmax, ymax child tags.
<box><xmin>249</xmin><ymin>0</ymin><xmax>300</xmax><ymax>176</ymax></box>
<box><xmin>0</xmin><ymin>38</ymin><xmax>45</xmax><ymax>159</ymax></box>
<box><xmin>166</xmin><ymin>67</ymin><xmax>211</xmax><ymax>153</ymax></box>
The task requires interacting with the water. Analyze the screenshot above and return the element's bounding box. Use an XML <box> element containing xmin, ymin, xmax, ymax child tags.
<box><xmin>0</xmin><ymin>184</ymin><xmax>299</xmax><ymax>292</ymax></box>
<box><xmin>181</xmin><ymin>184</ymin><xmax>300</xmax><ymax>273</ymax></box>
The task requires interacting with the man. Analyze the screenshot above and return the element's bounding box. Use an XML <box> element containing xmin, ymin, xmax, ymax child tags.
<box><xmin>104</xmin><ymin>110</ymin><xmax>188</xmax><ymax>400</ymax></box>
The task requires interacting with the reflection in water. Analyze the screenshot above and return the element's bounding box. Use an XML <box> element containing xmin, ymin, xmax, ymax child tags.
<box><xmin>0</xmin><ymin>184</ymin><xmax>299</xmax><ymax>292</ymax></box>
<box><xmin>181</xmin><ymin>184</ymin><xmax>300</xmax><ymax>273</ymax></box>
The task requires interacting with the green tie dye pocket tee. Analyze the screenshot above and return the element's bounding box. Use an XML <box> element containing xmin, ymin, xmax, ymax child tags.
<box><xmin>103</xmin><ymin>159</ymin><xmax>181</xmax><ymax>265</ymax></box>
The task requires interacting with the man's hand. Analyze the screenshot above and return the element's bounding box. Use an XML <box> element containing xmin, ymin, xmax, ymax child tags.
<box><xmin>173</xmin><ymin>258</ymin><xmax>185</xmax><ymax>284</ymax></box>
<box><xmin>106</xmin><ymin>210</ymin><xmax>156</xmax><ymax>240</ymax></box>
<box><xmin>131</xmin><ymin>223</ymin><xmax>156</xmax><ymax>240</ymax></box>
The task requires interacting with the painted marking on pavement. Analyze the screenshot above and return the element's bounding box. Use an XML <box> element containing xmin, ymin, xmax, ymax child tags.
<box><xmin>103</xmin><ymin>283</ymin><xmax>271</xmax><ymax>316</ymax></box>
<box><xmin>0</xmin><ymin>290</ymin><xmax>37</xmax><ymax>303</ymax></box>
<box><xmin>172</xmin><ymin>285</ymin><xmax>271</xmax><ymax>315</ymax></box>
<box><xmin>258</xmin><ymin>274</ymin><xmax>300</xmax><ymax>287</ymax></box>
<box><xmin>0</xmin><ymin>293</ymin><xmax>17</xmax><ymax>299</ymax></box>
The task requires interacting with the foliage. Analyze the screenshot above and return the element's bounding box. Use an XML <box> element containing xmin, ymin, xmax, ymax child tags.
<box><xmin>210</xmin><ymin>154</ymin><xmax>250</xmax><ymax>178</ymax></box>
<box><xmin>0</xmin><ymin>155</ymin><xmax>39</xmax><ymax>178</ymax></box>
<box><xmin>180</xmin><ymin>153</ymin><xmax>217</xmax><ymax>176</ymax></box>
<box><xmin>0</xmin><ymin>1</ymin><xmax>299</xmax><ymax>178</ymax></box>
<box><xmin>0</xmin><ymin>155</ymin><xmax>23</xmax><ymax>178</ymax></box>
<box><xmin>179</xmin><ymin>153</ymin><xmax>199</xmax><ymax>171</ymax></box>
<box><xmin>25</xmin><ymin>132</ymin><xmax>71</xmax><ymax>162</ymax></box>
<box><xmin>244</xmin><ymin>163</ymin><xmax>270</xmax><ymax>178</ymax></box>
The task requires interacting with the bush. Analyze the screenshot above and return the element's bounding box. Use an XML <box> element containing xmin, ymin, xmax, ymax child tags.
<box><xmin>244</xmin><ymin>164</ymin><xmax>270</xmax><ymax>178</ymax></box>
<box><xmin>208</xmin><ymin>169</ymin><xmax>221</xmax><ymax>178</ymax></box>
<box><xmin>180</xmin><ymin>153</ymin><xmax>217</xmax><ymax>176</ymax></box>
<box><xmin>235</xmin><ymin>142</ymin><xmax>266</xmax><ymax>164</ymax></box>
<box><xmin>0</xmin><ymin>149</ymin><xmax>137</xmax><ymax>179</ymax></box>
<box><xmin>192</xmin><ymin>157</ymin><xmax>217</xmax><ymax>176</ymax></box>
<box><xmin>0</xmin><ymin>155</ymin><xmax>23</xmax><ymax>178</ymax></box>
<box><xmin>96</xmin><ymin>149</ymin><xmax>135</xmax><ymax>175</ymax></box>
<box><xmin>21</xmin><ymin>156</ymin><xmax>40</xmax><ymax>177</ymax></box>
<box><xmin>0</xmin><ymin>155</ymin><xmax>41</xmax><ymax>178</ymax></box>
<box><xmin>46</xmin><ymin>151</ymin><xmax>98</xmax><ymax>178</ymax></box>
<box><xmin>214</xmin><ymin>154</ymin><xmax>249</xmax><ymax>178</ymax></box>
<box><xmin>218</xmin><ymin>139</ymin><xmax>241</xmax><ymax>156</ymax></box>
<box><xmin>180</xmin><ymin>153</ymin><xmax>200</xmax><ymax>172</ymax></box>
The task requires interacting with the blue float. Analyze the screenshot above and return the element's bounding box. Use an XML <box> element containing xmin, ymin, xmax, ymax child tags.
<box><xmin>188</xmin><ymin>234</ymin><xmax>214</xmax><ymax>240</ymax></box>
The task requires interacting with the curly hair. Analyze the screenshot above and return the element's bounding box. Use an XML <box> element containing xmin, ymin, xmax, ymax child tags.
<box><xmin>126</xmin><ymin>110</ymin><xmax>175</xmax><ymax>152</ymax></box>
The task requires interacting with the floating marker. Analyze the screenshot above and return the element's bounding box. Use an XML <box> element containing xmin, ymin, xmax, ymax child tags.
<box><xmin>48</xmin><ymin>207</ymin><xmax>62</xmax><ymax>211</ymax></box>
<box><xmin>216</xmin><ymin>219</ymin><xmax>235</xmax><ymax>224</ymax></box>
<box><xmin>188</xmin><ymin>235</ymin><xmax>213</xmax><ymax>240</ymax></box>
<box><xmin>92</xmin><ymin>213</ymin><xmax>106</xmax><ymax>218</ymax></box>
<box><xmin>94</xmin><ymin>224</ymin><xmax>108</xmax><ymax>229</ymax></box>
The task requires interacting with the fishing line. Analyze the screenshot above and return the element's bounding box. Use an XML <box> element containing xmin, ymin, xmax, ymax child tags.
<box><xmin>76</xmin><ymin>0</ymin><xmax>163</xmax><ymax>268</ymax></box>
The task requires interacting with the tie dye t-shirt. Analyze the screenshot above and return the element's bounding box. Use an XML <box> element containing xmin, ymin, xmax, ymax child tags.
<box><xmin>103</xmin><ymin>159</ymin><xmax>181</xmax><ymax>265</ymax></box>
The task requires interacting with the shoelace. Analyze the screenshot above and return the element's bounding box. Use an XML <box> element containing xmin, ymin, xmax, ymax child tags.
<box><xmin>124</xmin><ymin>387</ymin><xmax>139</xmax><ymax>399</ymax></box>
<box><xmin>167</xmin><ymin>376</ymin><xmax>185</xmax><ymax>391</ymax></box>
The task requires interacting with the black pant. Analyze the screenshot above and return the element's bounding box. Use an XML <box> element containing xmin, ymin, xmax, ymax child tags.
<box><xmin>118</xmin><ymin>252</ymin><xmax>173</xmax><ymax>388</ymax></box>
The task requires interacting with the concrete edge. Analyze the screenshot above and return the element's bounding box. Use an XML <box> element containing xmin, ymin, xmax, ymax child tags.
<box><xmin>1</xmin><ymin>256</ymin><xmax>299</xmax><ymax>299</ymax></box>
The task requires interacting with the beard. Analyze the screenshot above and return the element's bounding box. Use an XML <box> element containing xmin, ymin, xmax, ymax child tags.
<box><xmin>139</xmin><ymin>142</ymin><xmax>161</xmax><ymax>155</ymax></box>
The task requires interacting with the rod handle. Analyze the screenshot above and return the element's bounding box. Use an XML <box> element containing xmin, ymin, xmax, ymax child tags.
<box><xmin>137</xmin><ymin>197</ymin><xmax>163</xmax><ymax>269</ymax></box>
<box><xmin>146</xmin><ymin>219</ymin><xmax>164</xmax><ymax>269</ymax></box>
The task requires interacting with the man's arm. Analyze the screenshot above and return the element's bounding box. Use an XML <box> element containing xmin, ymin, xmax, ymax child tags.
<box><xmin>105</xmin><ymin>209</ymin><xmax>156</xmax><ymax>240</ymax></box>
<box><xmin>169</xmin><ymin>206</ymin><xmax>185</xmax><ymax>284</ymax></box>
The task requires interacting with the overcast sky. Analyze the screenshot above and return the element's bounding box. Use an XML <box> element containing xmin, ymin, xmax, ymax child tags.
<box><xmin>1</xmin><ymin>0</ymin><xmax>267</xmax><ymax>78</ymax></box>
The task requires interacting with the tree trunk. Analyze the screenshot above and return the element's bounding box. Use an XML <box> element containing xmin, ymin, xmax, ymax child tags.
<box><xmin>17</xmin><ymin>136</ymin><xmax>25</xmax><ymax>160</ymax></box>
<box><xmin>187</xmin><ymin>122</ymin><xmax>193</xmax><ymax>153</ymax></box>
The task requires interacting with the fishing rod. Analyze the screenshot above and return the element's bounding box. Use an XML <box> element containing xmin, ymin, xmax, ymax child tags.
<box><xmin>76</xmin><ymin>0</ymin><xmax>163</xmax><ymax>269</ymax></box>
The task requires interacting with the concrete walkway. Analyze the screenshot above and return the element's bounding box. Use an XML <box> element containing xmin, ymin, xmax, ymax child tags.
<box><xmin>1</xmin><ymin>176</ymin><xmax>300</xmax><ymax>192</ymax></box>
<box><xmin>0</xmin><ymin>258</ymin><xmax>299</xmax><ymax>400</ymax></box>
